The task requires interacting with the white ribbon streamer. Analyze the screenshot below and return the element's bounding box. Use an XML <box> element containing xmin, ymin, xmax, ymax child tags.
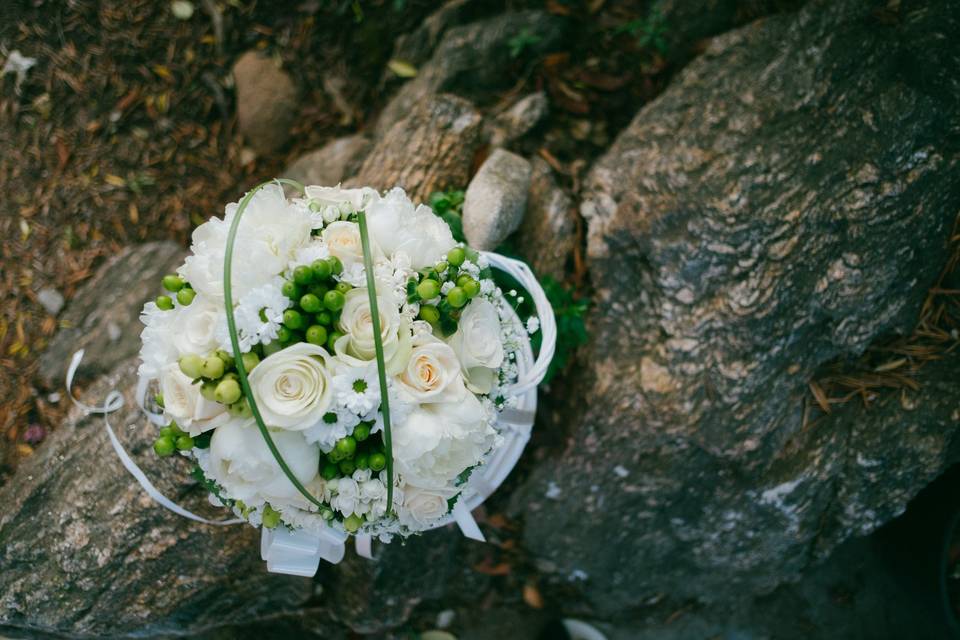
<box><xmin>67</xmin><ymin>350</ymin><xmax>243</xmax><ymax>526</ymax></box>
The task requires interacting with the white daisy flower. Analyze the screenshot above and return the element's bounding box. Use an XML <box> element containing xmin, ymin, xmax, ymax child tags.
<box><xmin>333</xmin><ymin>363</ymin><xmax>381</xmax><ymax>416</ymax></box>
<box><xmin>215</xmin><ymin>277</ymin><xmax>290</xmax><ymax>352</ymax></box>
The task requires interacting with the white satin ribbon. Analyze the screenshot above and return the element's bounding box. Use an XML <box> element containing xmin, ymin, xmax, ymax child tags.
<box><xmin>67</xmin><ymin>350</ymin><xmax>243</xmax><ymax>526</ymax></box>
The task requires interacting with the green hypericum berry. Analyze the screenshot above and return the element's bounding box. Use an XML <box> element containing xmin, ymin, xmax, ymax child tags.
<box><xmin>306</xmin><ymin>325</ymin><xmax>328</xmax><ymax>346</ymax></box>
<box><xmin>154</xmin><ymin>393</ymin><xmax>164</xmax><ymax>408</ymax></box>
<box><xmin>308</xmin><ymin>282</ymin><xmax>329</xmax><ymax>298</ymax></box>
<box><xmin>329</xmin><ymin>256</ymin><xmax>343</xmax><ymax>275</ymax></box>
<box><xmin>300</xmin><ymin>293</ymin><xmax>322</xmax><ymax>313</ymax></box>
<box><xmin>369</xmin><ymin>452</ymin><xmax>386</xmax><ymax>471</ymax></box>
<box><xmin>262</xmin><ymin>505</ymin><xmax>281</xmax><ymax>529</ymax></box>
<box><xmin>343</xmin><ymin>514</ymin><xmax>362</xmax><ymax>533</ymax></box>
<box><xmin>276</xmin><ymin>325</ymin><xmax>293</xmax><ymax>343</ymax></box>
<box><xmin>328</xmin><ymin>449</ymin><xmax>344</xmax><ymax>464</ymax></box>
<box><xmin>159</xmin><ymin>426</ymin><xmax>174</xmax><ymax>439</ymax></box>
<box><xmin>215</xmin><ymin>350</ymin><xmax>235</xmax><ymax>370</ymax></box>
<box><xmin>323</xmin><ymin>290</ymin><xmax>345</xmax><ymax>312</ymax></box>
<box><xmin>201</xmin><ymin>356</ymin><xmax>225</xmax><ymax>379</ymax></box>
<box><xmin>463</xmin><ymin>278</ymin><xmax>481</xmax><ymax>298</ymax></box>
<box><xmin>456</xmin><ymin>274</ymin><xmax>471</xmax><ymax>288</ymax></box>
<box><xmin>316</xmin><ymin>310</ymin><xmax>333</xmax><ymax>326</ymax></box>
<box><xmin>175</xmin><ymin>434</ymin><xmax>195</xmax><ymax>451</ymax></box>
<box><xmin>283</xmin><ymin>309</ymin><xmax>305</xmax><ymax>330</ymax></box>
<box><xmin>335</xmin><ymin>281</ymin><xmax>352</xmax><ymax>294</ymax></box>
<box><xmin>354</xmin><ymin>453</ymin><xmax>369</xmax><ymax>470</ymax></box>
<box><xmin>327</xmin><ymin>330</ymin><xmax>343</xmax><ymax>353</ymax></box>
<box><xmin>241</xmin><ymin>351</ymin><xmax>260</xmax><ymax>371</ymax></box>
<box><xmin>335</xmin><ymin>436</ymin><xmax>357</xmax><ymax>458</ymax></box>
<box><xmin>321</xmin><ymin>462</ymin><xmax>339</xmax><ymax>480</ymax></box>
<box><xmin>200</xmin><ymin>381</ymin><xmax>218</xmax><ymax>401</ymax></box>
<box><xmin>156</xmin><ymin>295</ymin><xmax>174</xmax><ymax>310</ymax></box>
<box><xmin>262</xmin><ymin>341</ymin><xmax>283</xmax><ymax>356</ymax></box>
<box><xmin>416</xmin><ymin>279</ymin><xmax>441</xmax><ymax>300</ymax></box>
<box><xmin>178</xmin><ymin>354</ymin><xmax>205</xmax><ymax>379</ymax></box>
<box><xmin>418</xmin><ymin>304</ymin><xmax>440</xmax><ymax>324</ymax></box>
<box><xmin>353</xmin><ymin>422</ymin><xmax>371</xmax><ymax>442</ymax></box>
<box><xmin>311</xmin><ymin>259</ymin><xmax>332</xmax><ymax>281</ymax></box>
<box><xmin>447</xmin><ymin>286</ymin><xmax>467</xmax><ymax>308</ymax></box>
<box><xmin>293</xmin><ymin>265</ymin><xmax>313</xmax><ymax>285</ymax></box>
<box><xmin>447</xmin><ymin>247</ymin><xmax>466</xmax><ymax>266</ymax></box>
<box><xmin>281</xmin><ymin>280</ymin><xmax>301</xmax><ymax>300</ymax></box>
<box><xmin>176</xmin><ymin>287</ymin><xmax>196</xmax><ymax>306</ymax></box>
<box><xmin>153</xmin><ymin>436</ymin><xmax>175</xmax><ymax>457</ymax></box>
<box><xmin>161</xmin><ymin>274</ymin><xmax>185</xmax><ymax>292</ymax></box>
<box><xmin>169</xmin><ymin>420</ymin><xmax>185</xmax><ymax>436</ymax></box>
<box><xmin>229</xmin><ymin>398</ymin><xmax>252</xmax><ymax>417</ymax></box>
<box><xmin>434</xmin><ymin>261</ymin><xmax>448</xmax><ymax>274</ymax></box>
<box><xmin>214</xmin><ymin>378</ymin><xmax>241</xmax><ymax>404</ymax></box>
<box><xmin>339</xmin><ymin>459</ymin><xmax>356</xmax><ymax>475</ymax></box>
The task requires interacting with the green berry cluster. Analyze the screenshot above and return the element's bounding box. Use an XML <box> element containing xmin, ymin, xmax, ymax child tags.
<box><xmin>320</xmin><ymin>420</ymin><xmax>387</xmax><ymax>480</ymax></box>
<box><xmin>275</xmin><ymin>256</ymin><xmax>348</xmax><ymax>355</ymax></box>
<box><xmin>155</xmin><ymin>274</ymin><xmax>196</xmax><ymax>309</ymax></box>
<box><xmin>153</xmin><ymin>420</ymin><xmax>196</xmax><ymax>456</ymax></box>
<box><xmin>406</xmin><ymin>246</ymin><xmax>488</xmax><ymax>336</ymax></box>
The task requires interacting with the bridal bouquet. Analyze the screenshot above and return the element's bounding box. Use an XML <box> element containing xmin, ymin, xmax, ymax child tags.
<box><xmin>137</xmin><ymin>182</ymin><xmax>545</xmax><ymax>541</ymax></box>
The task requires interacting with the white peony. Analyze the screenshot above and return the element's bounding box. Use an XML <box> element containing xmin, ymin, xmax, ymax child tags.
<box><xmin>179</xmin><ymin>184</ymin><xmax>310</xmax><ymax>301</ymax></box>
<box><xmin>397</xmin><ymin>483</ymin><xmax>457</xmax><ymax>530</ymax></box>
<box><xmin>171</xmin><ymin>295</ymin><xmax>221</xmax><ymax>357</ymax></box>
<box><xmin>138</xmin><ymin>301</ymin><xmax>180</xmax><ymax>379</ymax></box>
<box><xmin>365</xmin><ymin>187</ymin><xmax>456</xmax><ymax>269</ymax></box>
<box><xmin>208</xmin><ymin>418</ymin><xmax>319</xmax><ymax>503</ymax></box>
<box><xmin>391</xmin><ymin>392</ymin><xmax>495</xmax><ymax>489</ymax></box>
<box><xmin>394</xmin><ymin>334</ymin><xmax>464</xmax><ymax>403</ymax></box>
<box><xmin>446</xmin><ymin>299</ymin><xmax>504</xmax><ymax>394</ymax></box>
<box><xmin>335</xmin><ymin>286</ymin><xmax>413</xmax><ymax>375</ymax></box>
<box><xmin>248</xmin><ymin>342</ymin><xmax>334</xmax><ymax>430</ymax></box>
<box><xmin>159</xmin><ymin>363</ymin><xmax>230</xmax><ymax>436</ymax></box>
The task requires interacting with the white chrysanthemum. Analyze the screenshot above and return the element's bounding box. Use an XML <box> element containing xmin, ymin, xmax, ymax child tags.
<box><xmin>215</xmin><ymin>277</ymin><xmax>291</xmax><ymax>352</ymax></box>
<box><xmin>303</xmin><ymin>404</ymin><xmax>360</xmax><ymax>452</ymax></box>
<box><xmin>333</xmin><ymin>362</ymin><xmax>381</xmax><ymax>416</ymax></box>
<box><xmin>287</xmin><ymin>241</ymin><xmax>331</xmax><ymax>272</ymax></box>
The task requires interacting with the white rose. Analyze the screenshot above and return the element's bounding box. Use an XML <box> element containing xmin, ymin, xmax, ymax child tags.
<box><xmin>248</xmin><ymin>342</ymin><xmax>334</xmax><ymax>430</ymax></box>
<box><xmin>446</xmin><ymin>299</ymin><xmax>504</xmax><ymax>394</ymax></box>
<box><xmin>180</xmin><ymin>184</ymin><xmax>310</xmax><ymax>301</ymax></box>
<box><xmin>394</xmin><ymin>334</ymin><xmax>464</xmax><ymax>403</ymax></box>
<box><xmin>208</xmin><ymin>418</ymin><xmax>319</xmax><ymax>503</ymax></box>
<box><xmin>171</xmin><ymin>295</ymin><xmax>221</xmax><ymax>356</ymax></box>
<box><xmin>392</xmin><ymin>393</ymin><xmax>496</xmax><ymax>489</ymax></box>
<box><xmin>397</xmin><ymin>483</ymin><xmax>457</xmax><ymax>530</ymax></box>
<box><xmin>159</xmin><ymin>363</ymin><xmax>230</xmax><ymax>436</ymax></box>
<box><xmin>335</xmin><ymin>286</ymin><xmax>412</xmax><ymax>375</ymax></box>
<box><xmin>321</xmin><ymin>221</ymin><xmax>371</xmax><ymax>269</ymax></box>
<box><xmin>366</xmin><ymin>188</ymin><xmax>456</xmax><ymax>269</ymax></box>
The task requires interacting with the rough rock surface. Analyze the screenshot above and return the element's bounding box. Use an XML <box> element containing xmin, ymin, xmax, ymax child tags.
<box><xmin>487</xmin><ymin>91</ymin><xmax>549</xmax><ymax>147</ymax></box>
<box><xmin>376</xmin><ymin>10</ymin><xmax>566</xmax><ymax>135</ymax></box>
<box><xmin>0</xmin><ymin>360</ymin><xmax>314</xmax><ymax>638</ymax></box>
<box><xmin>463</xmin><ymin>149</ymin><xmax>532</xmax><ymax>251</ymax></box>
<box><xmin>233</xmin><ymin>51</ymin><xmax>298</xmax><ymax>154</ymax></box>
<box><xmin>36</xmin><ymin>242</ymin><xmax>185</xmax><ymax>390</ymax></box>
<box><xmin>513</xmin><ymin>157</ymin><xmax>575</xmax><ymax>281</ymax></box>
<box><xmin>389</xmin><ymin>0</ymin><xmax>489</xmax><ymax>68</ymax></box>
<box><xmin>351</xmin><ymin>94</ymin><xmax>482</xmax><ymax>203</ymax></box>
<box><xmin>283</xmin><ymin>134</ymin><xmax>370</xmax><ymax>188</ymax></box>
<box><xmin>515</xmin><ymin>0</ymin><xmax>960</xmax><ymax>617</ymax></box>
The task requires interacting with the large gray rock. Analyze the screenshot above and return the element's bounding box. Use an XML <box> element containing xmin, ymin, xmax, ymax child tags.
<box><xmin>487</xmin><ymin>91</ymin><xmax>549</xmax><ymax>147</ymax></box>
<box><xmin>283</xmin><ymin>134</ymin><xmax>370</xmax><ymax>188</ymax></box>
<box><xmin>36</xmin><ymin>242</ymin><xmax>185</xmax><ymax>389</ymax></box>
<box><xmin>515</xmin><ymin>0</ymin><xmax>960</xmax><ymax>617</ymax></box>
<box><xmin>233</xmin><ymin>51</ymin><xmax>298</xmax><ymax>154</ymax></box>
<box><xmin>389</xmin><ymin>0</ymin><xmax>488</xmax><ymax>68</ymax></box>
<box><xmin>463</xmin><ymin>149</ymin><xmax>532</xmax><ymax>250</ymax></box>
<box><xmin>377</xmin><ymin>10</ymin><xmax>566</xmax><ymax>135</ymax></box>
<box><xmin>513</xmin><ymin>157</ymin><xmax>575</xmax><ymax>281</ymax></box>
<box><xmin>0</xmin><ymin>360</ymin><xmax>314</xmax><ymax>638</ymax></box>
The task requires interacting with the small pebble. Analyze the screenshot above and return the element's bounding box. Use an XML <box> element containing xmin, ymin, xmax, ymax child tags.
<box><xmin>37</xmin><ymin>287</ymin><xmax>65</xmax><ymax>316</ymax></box>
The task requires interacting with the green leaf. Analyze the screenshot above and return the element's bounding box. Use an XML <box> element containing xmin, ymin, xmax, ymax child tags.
<box><xmin>387</xmin><ymin>59</ymin><xmax>418</xmax><ymax>78</ymax></box>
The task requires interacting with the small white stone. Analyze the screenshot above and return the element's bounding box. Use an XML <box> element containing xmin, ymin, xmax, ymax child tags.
<box><xmin>37</xmin><ymin>287</ymin><xmax>65</xmax><ymax>316</ymax></box>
